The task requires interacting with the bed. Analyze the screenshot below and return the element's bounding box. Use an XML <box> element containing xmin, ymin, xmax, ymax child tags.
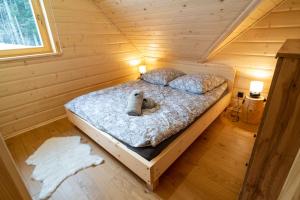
<box><xmin>65</xmin><ymin>65</ymin><xmax>236</xmax><ymax>190</ymax></box>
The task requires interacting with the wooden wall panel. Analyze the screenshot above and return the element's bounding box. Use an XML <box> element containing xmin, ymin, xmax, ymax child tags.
<box><xmin>0</xmin><ymin>0</ymin><xmax>141</xmax><ymax>138</ymax></box>
<box><xmin>209</xmin><ymin>0</ymin><xmax>300</xmax><ymax>99</ymax></box>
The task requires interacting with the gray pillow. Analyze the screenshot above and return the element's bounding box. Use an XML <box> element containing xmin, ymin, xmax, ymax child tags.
<box><xmin>169</xmin><ymin>74</ymin><xmax>225</xmax><ymax>94</ymax></box>
<box><xmin>141</xmin><ymin>68</ymin><xmax>185</xmax><ymax>86</ymax></box>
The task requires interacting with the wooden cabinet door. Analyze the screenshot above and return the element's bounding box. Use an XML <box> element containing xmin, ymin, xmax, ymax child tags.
<box><xmin>239</xmin><ymin>39</ymin><xmax>300</xmax><ymax>200</ymax></box>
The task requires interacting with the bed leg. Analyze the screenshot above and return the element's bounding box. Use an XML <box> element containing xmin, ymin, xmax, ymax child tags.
<box><xmin>146</xmin><ymin>179</ymin><xmax>159</xmax><ymax>191</ymax></box>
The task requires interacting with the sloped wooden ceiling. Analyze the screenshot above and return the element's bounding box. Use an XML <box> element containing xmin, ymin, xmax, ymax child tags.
<box><xmin>94</xmin><ymin>0</ymin><xmax>258</xmax><ymax>61</ymax></box>
<box><xmin>207</xmin><ymin>0</ymin><xmax>285</xmax><ymax>59</ymax></box>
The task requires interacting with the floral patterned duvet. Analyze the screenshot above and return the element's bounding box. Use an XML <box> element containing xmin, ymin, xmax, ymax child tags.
<box><xmin>65</xmin><ymin>80</ymin><xmax>227</xmax><ymax>147</ymax></box>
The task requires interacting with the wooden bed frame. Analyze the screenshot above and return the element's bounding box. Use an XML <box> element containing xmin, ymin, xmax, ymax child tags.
<box><xmin>66</xmin><ymin>65</ymin><xmax>236</xmax><ymax>190</ymax></box>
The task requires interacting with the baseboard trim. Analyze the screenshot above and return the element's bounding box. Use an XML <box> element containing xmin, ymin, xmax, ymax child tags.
<box><xmin>3</xmin><ymin>115</ymin><xmax>66</xmax><ymax>140</ymax></box>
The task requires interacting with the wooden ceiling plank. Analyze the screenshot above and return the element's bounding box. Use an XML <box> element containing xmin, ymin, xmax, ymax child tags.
<box><xmin>93</xmin><ymin>0</ymin><xmax>255</xmax><ymax>61</ymax></box>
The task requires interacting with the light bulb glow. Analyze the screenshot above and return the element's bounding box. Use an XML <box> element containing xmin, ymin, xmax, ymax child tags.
<box><xmin>250</xmin><ymin>81</ymin><xmax>264</xmax><ymax>94</ymax></box>
<box><xmin>138</xmin><ymin>65</ymin><xmax>147</xmax><ymax>74</ymax></box>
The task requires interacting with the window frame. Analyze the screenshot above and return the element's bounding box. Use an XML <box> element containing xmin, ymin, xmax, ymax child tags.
<box><xmin>0</xmin><ymin>0</ymin><xmax>60</xmax><ymax>60</ymax></box>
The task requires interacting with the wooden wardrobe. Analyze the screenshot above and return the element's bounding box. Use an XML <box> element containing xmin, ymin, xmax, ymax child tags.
<box><xmin>240</xmin><ymin>39</ymin><xmax>300</xmax><ymax>199</ymax></box>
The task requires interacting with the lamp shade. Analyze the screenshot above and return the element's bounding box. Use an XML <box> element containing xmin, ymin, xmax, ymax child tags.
<box><xmin>250</xmin><ymin>81</ymin><xmax>264</xmax><ymax>97</ymax></box>
<box><xmin>138</xmin><ymin>65</ymin><xmax>147</xmax><ymax>74</ymax></box>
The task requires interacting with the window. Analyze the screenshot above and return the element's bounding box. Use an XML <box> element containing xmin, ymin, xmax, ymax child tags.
<box><xmin>0</xmin><ymin>0</ymin><xmax>57</xmax><ymax>59</ymax></box>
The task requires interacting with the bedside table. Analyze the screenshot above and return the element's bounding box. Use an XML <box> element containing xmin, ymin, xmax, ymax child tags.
<box><xmin>241</xmin><ymin>95</ymin><xmax>265</xmax><ymax>124</ymax></box>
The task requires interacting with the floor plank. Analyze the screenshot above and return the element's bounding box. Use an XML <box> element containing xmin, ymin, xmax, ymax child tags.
<box><xmin>6</xmin><ymin>114</ymin><xmax>256</xmax><ymax>200</ymax></box>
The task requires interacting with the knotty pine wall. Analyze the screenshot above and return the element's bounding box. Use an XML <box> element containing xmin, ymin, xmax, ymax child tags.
<box><xmin>209</xmin><ymin>0</ymin><xmax>300</xmax><ymax>98</ymax></box>
<box><xmin>0</xmin><ymin>0</ymin><xmax>141</xmax><ymax>138</ymax></box>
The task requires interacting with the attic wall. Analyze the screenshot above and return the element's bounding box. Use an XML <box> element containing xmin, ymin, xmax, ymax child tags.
<box><xmin>209</xmin><ymin>0</ymin><xmax>300</xmax><ymax>98</ymax></box>
<box><xmin>0</xmin><ymin>0</ymin><xmax>141</xmax><ymax>138</ymax></box>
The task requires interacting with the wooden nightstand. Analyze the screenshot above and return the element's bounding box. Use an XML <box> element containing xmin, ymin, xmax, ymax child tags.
<box><xmin>241</xmin><ymin>95</ymin><xmax>265</xmax><ymax>124</ymax></box>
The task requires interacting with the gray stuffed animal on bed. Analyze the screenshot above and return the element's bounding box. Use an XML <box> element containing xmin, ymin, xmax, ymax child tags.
<box><xmin>126</xmin><ymin>90</ymin><xmax>144</xmax><ymax>116</ymax></box>
<box><xmin>142</xmin><ymin>98</ymin><xmax>156</xmax><ymax>109</ymax></box>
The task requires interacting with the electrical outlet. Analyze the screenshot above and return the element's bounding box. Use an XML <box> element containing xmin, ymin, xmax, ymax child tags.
<box><xmin>237</xmin><ymin>91</ymin><xmax>244</xmax><ymax>98</ymax></box>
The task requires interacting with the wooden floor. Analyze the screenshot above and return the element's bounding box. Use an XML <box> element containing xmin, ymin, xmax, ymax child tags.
<box><xmin>6</xmin><ymin>114</ymin><xmax>256</xmax><ymax>200</ymax></box>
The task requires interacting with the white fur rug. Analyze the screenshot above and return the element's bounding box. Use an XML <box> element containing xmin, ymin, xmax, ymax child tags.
<box><xmin>26</xmin><ymin>136</ymin><xmax>103</xmax><ymax>199</ymax></box>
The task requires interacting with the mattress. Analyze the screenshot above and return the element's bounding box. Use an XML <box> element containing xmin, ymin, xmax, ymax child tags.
<box><xmin>65</xmin><ymin>80</ymin><xmax>227</xmax><ymax>148</ymax></box>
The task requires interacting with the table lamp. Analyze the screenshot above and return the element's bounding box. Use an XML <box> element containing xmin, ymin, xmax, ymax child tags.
<box><xmin>249</xmin><ymin>80</ymin><xmax>264</xmax><ymax>98</ymax></box>
<box><xmin>138</xmin><ymin>65</ymin><xmax>147</xmax><ymax>75</ymax></box>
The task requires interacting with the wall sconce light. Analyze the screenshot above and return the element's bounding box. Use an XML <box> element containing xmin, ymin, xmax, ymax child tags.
<box><xmin>250</xmin><ymin>81</ymin><xmax>264</xmax><ymax>98</ymax></box>
<box><xmin>138</xmin><ymin>65</ymin><xmax>147</xmax><ymax>75</ymax></box>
